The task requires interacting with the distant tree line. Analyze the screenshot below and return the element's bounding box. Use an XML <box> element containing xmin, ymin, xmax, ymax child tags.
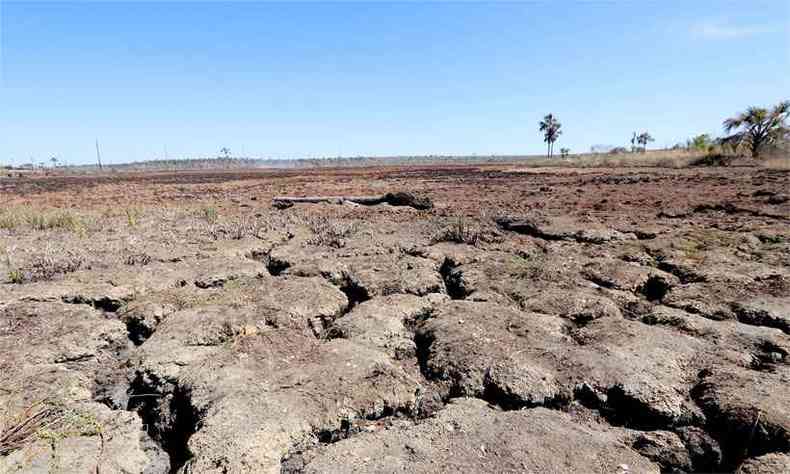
<box><xmin>543</xmin><ymin>99</ymin><xmax>788</xmax><ymax>160</ymax></box>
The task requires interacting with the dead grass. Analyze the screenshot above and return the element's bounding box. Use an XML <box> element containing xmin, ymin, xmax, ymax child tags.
<box><xmin>206</xmin><ymin>216</ymin><xmax>265</xmax><ymax>241</ymax></box>
<box><xmin>519</xmin><ymin>149</ymin><xmax>703</xmax><ymax>169</ymax></box>
<box><xmin>202</xmin><ymin>211</ymin><xmax>302</xmax><ymax>241</ymax></box>
<box><xmin>431</xmin><ymin>214</ymin><xmax>501</xmax><ymax>246</ymax></box>
<box><xmin>124</xmin><ymin>252</ymin><xmax>152</xmax><ymax>266</ymax></box>
<box><xmin>199</xmin><ymin>206</ymin><xmax>219</xmax><ymax>224</ymax></box>
<box><xmin>0</xmin><ymin>401</ymin><xmax>101</xmax><ymax>456</ymax></box>
<box><xmin>0</xmin><ymin>211</ymin><xmax>21</xmax><ymax>230</ymax></box>
<box><xmin>6</xmin><ymin>246</ymin><xmax>86</xmax><ymax>284</ymax></box>
<box><xmin>432</xmin><ymin>217</ymin><xmax>483</xmax><ymax>245</ymax></box>
<box><xmin>0</xmin><ymin>207</ymin><xmax>87</xmax><ymax>234</ymax></box>
<box><xmin>305</xmin><ymin>216</ymin><xmax>358</xmax><ymax>248</ymax></box>
<box><xmin>761</xmin><ymin>156</ymin><xmax>790</xmax><ymax>169</ymax></box>
<box><xmin>124</xmin><ymin>207</ymin><xmax>142</xmax><ymax>227</ymax></box>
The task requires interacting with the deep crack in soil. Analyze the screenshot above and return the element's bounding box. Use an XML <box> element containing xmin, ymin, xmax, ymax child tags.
<box><xmin>127</xmin><ymin>372</ymin><xmax>203</xmax><ymax>473</ymax></box>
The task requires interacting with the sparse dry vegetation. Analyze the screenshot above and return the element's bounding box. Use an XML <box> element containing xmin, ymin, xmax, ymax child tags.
<box><xmin>0</xmin><ymin>401</ymin><xmax>101</xmax><ymax>456</ymax></box>
<box><xmin>431</xmin><ymin>216</ymin><xmax>500</xmax><ymax>246</ymax></box>
<box><xmin>0</xmin><ymin>208</ymin><xmax>87</xmax><ymax>234</ymax></box>
<box><xmin>305</xmin><ymin>216</ymin><xmax>358</xmax><ymax>248</ymax></box>
<box><xmin>125</xmin><ymin>207</ymin><xmax>142</xmax><ymax>227</ymax></box>
<box><xmin>206</xmin><ymin>216</ymin><xmax>264</xmax><ymax>241</ymax></box>
<box><xmin>518</xmin><ymin>149</ymin><xmax>704</xmax><ymax>168</ymax></box>
<box><xmin>124</xmin><ymin>252</ymin><xmax>152</xmax><ymax>266</ymax></box>
<box><xmin>0</xmin><ymin>159</ymin><xmax>788</xmax><ymax>473</ymax></box>
<box><xmin>199</xmin><ymin>206</ymin><xmax>219</xmax><ymax>224</ymax></box>
<box><xmin>5</xmin><ymin>246</ymin><xmax>86</xmax><ymax>284</ymax></box>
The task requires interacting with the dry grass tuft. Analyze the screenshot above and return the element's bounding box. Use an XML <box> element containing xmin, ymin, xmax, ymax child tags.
<box><xmin>0</xmin><ymin>208</ymin><xmax>86</xmax><ymax>234</ymax></box>
<box><xmin>124</xmin><ymin>207</ymin><xmax>142</xmax><ymax>227</ymax></box>
<box><xmin>0</xmin><ymin>211</ymin><xmax>22</xmax><ymax>230</ymax></box>
<box><xmin>124</xmin><ymin>252</ymin><xmax>152</xmax><ymax>266</ymax></box>
<box><xmin>761</xmin><ymin>156</ymin><xmax>790</xmax><ymax>169</ymax></box>
<box><xmin>0</xmin><ymin>401</ymin><xmax>101</xmax><ymax>456</ymax></box>
<box><xmin>206</xmin><ymin>216</ymin><xmax>266</xmax><ymax>241</ymax></box>
<box><xmin>6</xmin><ymin>246</ymin><xmax>86</xmax><ymax>284</ymax></box>
<box><xmin>432</xmin><ymin>217</ymin><xmax>482</xmax><ymax>245</ymax></box>
<box><xmin>431</xmin><ymin>214</ymin><xmax>501</xmax><ymax>246</ymax></box>
<box><xmin>199</xmin><ymin>206</ymin><xmax>219</xmax><ymax>224</ymax></box>
<box><xmin>305</xmin><ymin>216</ymin><xmax>358</xmax><ymax>248</ymax></box>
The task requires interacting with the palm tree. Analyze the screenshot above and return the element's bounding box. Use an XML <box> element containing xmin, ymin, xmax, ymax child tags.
<box><xmin>630</xmin><ymin>132</ymin><xmax>638</xmax><ymax>152</ymax></box>
<box><xmin>220</xmin><ymin>147</ymin><xmax>231</xmax><ymax>159</ymax></box>
<box><xmin>723</xmin><ymin>101</ymin><xmax>790</xmax><ymax>158</ymax></box>
<box><xmin>539</xmin><ymin>114</ymin><xmax>562</xmax><ymax>158</ymax></box>
<box><xmin>637</xmin><ymin>132</ymin><xmax>654</xmax><ymax>152</ymax></box>
<box><xmin>50</xmin><ymin>156</ymin><xmax>58</xmax><ymax>168</ymax></box>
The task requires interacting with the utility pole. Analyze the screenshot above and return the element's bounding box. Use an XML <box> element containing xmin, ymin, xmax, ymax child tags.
<box><xmin>95</xmin><ymin>139</ymin><xmax>103</xmax><ymax>170</ymax></box>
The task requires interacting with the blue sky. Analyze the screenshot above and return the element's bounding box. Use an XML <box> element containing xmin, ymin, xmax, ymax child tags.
<box><xmin>1</xmin><ymin>1</ymin><xmax>788</xmax><ymax>165</ymax></box>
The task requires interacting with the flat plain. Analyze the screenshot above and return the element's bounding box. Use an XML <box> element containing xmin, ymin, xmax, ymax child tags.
<box><xmin>1</xmin><ymin>163</ymin><xmax>788</xmax><ymax>473</ymax></box>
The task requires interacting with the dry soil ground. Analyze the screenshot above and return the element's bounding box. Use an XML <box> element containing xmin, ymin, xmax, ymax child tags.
<box><xmin>0</xmin><ymin>164</ymin><xmax>789</xmax><ymax>473</ymax></box>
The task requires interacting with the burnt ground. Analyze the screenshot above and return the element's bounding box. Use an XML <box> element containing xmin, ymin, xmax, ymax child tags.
<box><xmin>0</xmin><ymin>164</ymin><xmax>788</xmax><ymax>473</ymax></box>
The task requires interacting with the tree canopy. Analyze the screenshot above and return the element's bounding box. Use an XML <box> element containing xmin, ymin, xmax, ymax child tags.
<box><xmin>723</xmin><ymin>101</ymin><xmax>790</xmax><ymax>158</ymax></box>
<box><xmin>539</xmin><ymin>114</ymin><xmax>562</xmax><ymax>158</ymax></box>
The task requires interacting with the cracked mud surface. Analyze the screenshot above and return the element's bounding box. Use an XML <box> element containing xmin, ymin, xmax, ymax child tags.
<box><xmin>1</xmin><ymin>164</ymin><xmax>789</xmax><ymax>473</ymax></box>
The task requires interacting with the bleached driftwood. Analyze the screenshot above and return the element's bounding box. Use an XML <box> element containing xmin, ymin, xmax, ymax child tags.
<box><xmin>272</xmin><ymin>192</ymin><xmax>432</xmax><ymax>210</ymax></box>
<box><xmin>273</xmin><ymin>196</ymin><xmax>383</xmax><ymax>206</ymax></box>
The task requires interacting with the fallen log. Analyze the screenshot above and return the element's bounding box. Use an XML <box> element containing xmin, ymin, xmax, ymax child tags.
<box><xmin>272</xmin><ymin>192</ymin><xmax>432</xmax><ymax>210</ymax></box>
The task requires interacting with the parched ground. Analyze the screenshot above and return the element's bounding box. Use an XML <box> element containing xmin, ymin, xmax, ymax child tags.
<box><xmin>0</xmin><ymin>164</ymin><xmax>788</xmax><ymax>473</ymax></box>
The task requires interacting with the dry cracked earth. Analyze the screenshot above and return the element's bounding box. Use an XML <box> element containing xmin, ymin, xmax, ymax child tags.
<box><xmin>0</xmin><ymin>164</ymin><xmax>789</xmax><ymax>473</ymax></box>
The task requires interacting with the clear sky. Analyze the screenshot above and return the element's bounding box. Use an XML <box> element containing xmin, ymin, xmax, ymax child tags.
<box><xmin>1</xmin><ymin>1</ymin><xmax>788</xmax><ymax>165</ymax></box>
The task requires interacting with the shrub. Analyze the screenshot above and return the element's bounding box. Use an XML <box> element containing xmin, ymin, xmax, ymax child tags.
<box><xmin>687</xmin><ymin>134</ymin><xmax>714</xmax><ymax>151</ymax></box>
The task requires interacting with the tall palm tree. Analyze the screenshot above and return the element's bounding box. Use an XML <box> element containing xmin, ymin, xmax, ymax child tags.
<box><xmin>637</xmin><ymin>132</ymin><xmax>654</xmax><ymax>152</ymax></box>
<box><xmin>220</xmin><ymin>147</ymin><xmax>231</xmax><ymax>159</ymax></box>
<box><xmin>539</xmin><ymin>114</ymin><xmax>562</xmax><ymax>158</ymax></box>
<box><xmin>723</xmin><ymin>101</ymin><xmax>790</xmax><ymax>158</ymax></box>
